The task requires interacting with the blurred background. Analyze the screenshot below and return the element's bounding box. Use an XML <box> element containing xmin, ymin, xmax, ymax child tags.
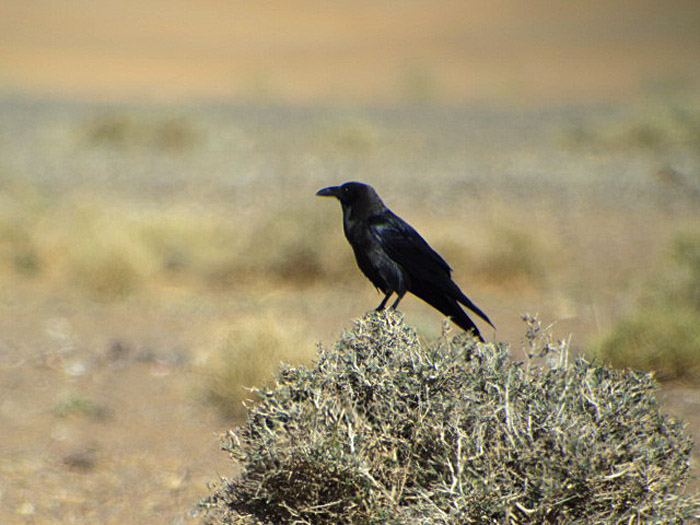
<box><xmin>1</xmin><ymin>1</ymin><xmax>699</xmax><ymax>522</ymax></box>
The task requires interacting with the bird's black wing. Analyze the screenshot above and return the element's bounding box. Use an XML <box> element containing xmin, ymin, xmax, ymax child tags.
<box><xmin>368</xmin><ymin>211</ymin><xmax>495</xmax><ymax>329</ymax></box>
<box><xmin>367</xmin><ymin>211</ymin><xmax>453</xmax><ymax>286</ymax></box>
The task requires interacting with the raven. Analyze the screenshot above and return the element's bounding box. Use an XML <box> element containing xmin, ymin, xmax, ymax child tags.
<box><xmin>316</xmin><ymin>181</ymin><xmax>494</xmax><ymax>340</ymax></box>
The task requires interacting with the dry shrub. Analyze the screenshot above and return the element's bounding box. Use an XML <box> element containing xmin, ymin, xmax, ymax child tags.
<box><xmin>82</xmin><ymin>112</ymin><xmax>202</xmax><ymax>152</ymax></box>
<box><xmin>204</xmin><ymin>315</ymin><xmax>316</xmax><ymax>418</ymax></box>
<box><xmin>136</xmin><ymin>208</ymin><xmax>242</xmax><ymax>280</ymax></box>
<box><xmin>0</xmin><ymin>172</ymin><xmax>46</xmax><ymax>277</ymax></box>
<box><xmin>595</xmin><ymin>232</ymin><xmax>700</xmax><ymax>381</ymax></box>
<box><xmin>0</xmin><ymin>191</ymin><xmax>163</xmax><ymax>300</ymax></box>
<box><xmin>59</xmin><ymin>202</ymin><xmax>158</xmax><ymax>301</ymax></box>
<box><xmin>562</xmin><ymin>98</ymin><xmax>700</xmax><ymax>151</ymax></box>
<box><xmin>475</xmin><ymin>225</ymin><xmax>551</xmax><ymax>288</ymax></box>
<box><xmin>0</xmin><ymin>185</ymin><xmax>342</xmax><ymax>298</ymax></box>
<box><xmin>209</xmin><ymin>206</ymin><xmax>350</xmax><ymax>287</ymax></box>
<box><xmin>596</xmin><ymin>306</ymin><xmax>700</xmax><ymax>382</ymax></box>
<box><xmin>669</xmin><ymin>232</ymin><xmax>700</xmax><ymax>309</ymax></box>
<box><xmin>199</xmin><ymin>311</ymin><xmax>699</xmax><ymax>524</ymax></box>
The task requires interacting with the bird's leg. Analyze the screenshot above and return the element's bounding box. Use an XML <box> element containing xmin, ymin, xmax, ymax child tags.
<box><xmin>376</xmin><ymin>292</ymin><xmax>392</xmax><ymax>311</ymax></box>
<box><xmin>390</xmin><ymin>290</ymin><xmax>406</xmax><ymax>310</ymax></box>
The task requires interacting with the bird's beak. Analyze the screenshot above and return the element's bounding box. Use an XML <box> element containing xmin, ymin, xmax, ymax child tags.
<box><xmin>315</xmin><ymin>186</ymin><xmax>340</xmax><ymax>198</ymax></box>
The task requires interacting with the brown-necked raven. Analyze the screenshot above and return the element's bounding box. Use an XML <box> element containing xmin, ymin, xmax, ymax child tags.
<box><xmin>316</xmin><ymin>181</ymin><xmax>494</xmax><ymax>340</ymax></box>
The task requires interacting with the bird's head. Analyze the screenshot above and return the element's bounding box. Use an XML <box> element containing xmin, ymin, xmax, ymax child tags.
<box><xmin>315</xmin><ymin>182</ymin><xmax>382</xmax><ymax>211</ymax></box>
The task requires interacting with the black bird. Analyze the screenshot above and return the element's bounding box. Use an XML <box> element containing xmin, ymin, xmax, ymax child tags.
<box><xmin>316</xmin><ymin>181</ymin><xmax>494</xmax><ymax>340</ymax></box>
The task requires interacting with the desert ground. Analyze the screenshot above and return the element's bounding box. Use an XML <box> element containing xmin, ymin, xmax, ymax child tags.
<box><xmin>0</xmin><ymin>1</ymin><xmax>699</xmax><ymax>523</ymax></box>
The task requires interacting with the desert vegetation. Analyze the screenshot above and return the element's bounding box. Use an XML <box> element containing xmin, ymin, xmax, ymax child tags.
<box><xmin>200</xmin><ymin>312</ymin><xmax>700</xmax><ymax>523</ymax></box>
<box><xmin>2</xmin><ymin>0</ymin><xmax>700</xmax><ymax>520</ymax></box>
<box><xmin>1</xmin><ymin>93</ymin><xmax>700</xmax><ymax>522</ymax></box>
<box><xmin>593</xmin><ymin>231</ymin><xmax>700</xmax><ymax>381</ymax></box>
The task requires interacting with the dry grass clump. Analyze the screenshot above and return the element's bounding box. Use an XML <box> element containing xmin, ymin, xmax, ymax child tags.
<box><xmin>208</xmin><ymin>206</ymin><xmax>349</xmax><ymax>288</ymax></box>
<box><xmin>204</xmin><ymin>315</ymin><xmax>316</xmax><ymax>418</ymax></box>
<box><xmin>596</xmin><ymin>306</ymin><xmax>700</xmax><ymax>382</ymax></box>
<box><xmin>81</xmin><ymin>111</ymin><xmax>203</xmax><ymax>152</ymax></box>
<box><xmin>64</xmin><ymin>211</ymin><xmax>156</xmax><ymax>300</ymax></box>
<box><xmin>0</xmin><ymin>180</ymin><xmax>344</xmax><ymax>299</ymax></box>
<box><xmin>0</xmin><ymin>172</ymin><xmax>47</xmax><ymax>277</ymax></box>
<box><xmin>199</xmin><ymin>311</ymin><xmax>699</xmax><ymax>524</ymax></box>
<box><xmin>474</xmin><ymin>225</ymin><xmax>552</xmax><ymax>288</ymax></box>
<box><xmin>562</xmin><ymin>97</ymin><xmax>700</xmax><ymax>151</ymax></box>
<box><xmin>595</xmin><ymin>231</ymin><xmax>700</xmax><ymax>381</ymax></box>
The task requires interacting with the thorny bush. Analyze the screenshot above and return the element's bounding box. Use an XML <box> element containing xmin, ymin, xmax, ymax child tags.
<box><xmin>200</xmin><ymin>311</ymin><xmax>699</xmax><ymax>524</ymax></box>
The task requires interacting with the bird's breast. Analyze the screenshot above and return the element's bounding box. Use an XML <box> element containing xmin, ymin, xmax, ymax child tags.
<box><xmin>343</xmin><ymin>219</ymin><xmax>406</xmax><ymax>293</ymax></box>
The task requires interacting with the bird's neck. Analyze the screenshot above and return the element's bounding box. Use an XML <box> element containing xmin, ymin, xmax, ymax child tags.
<box><xmin>342</xmin><ymin>204</ymin><xmax>385</xmax><ymax>244</ymax></box>
<box><xmin>343</xmin><ymin>197</ymin><xmax>385</xmax><ymax>222</ymax></box>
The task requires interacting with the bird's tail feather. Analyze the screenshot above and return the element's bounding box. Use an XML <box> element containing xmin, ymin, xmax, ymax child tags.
<box><xmin>447</xmin><ymin>303</ymin><xmax>484</xmax><ymax>342</ymax></box>
<box><xmin>454</xmin><ymin>288</ymin><xmax>495</xmax><ymax>329</ymax></box>
<box><xmin>412</xmin><ymin>284</ymin><xmax>484</xmax><ymax>341</ymax></box>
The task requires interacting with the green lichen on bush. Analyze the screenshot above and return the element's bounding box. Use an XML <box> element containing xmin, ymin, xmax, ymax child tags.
<box><xmin>199</xmin><ymin>311</ymin><xmax>699</xmax><ymax>524</ymax></box>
